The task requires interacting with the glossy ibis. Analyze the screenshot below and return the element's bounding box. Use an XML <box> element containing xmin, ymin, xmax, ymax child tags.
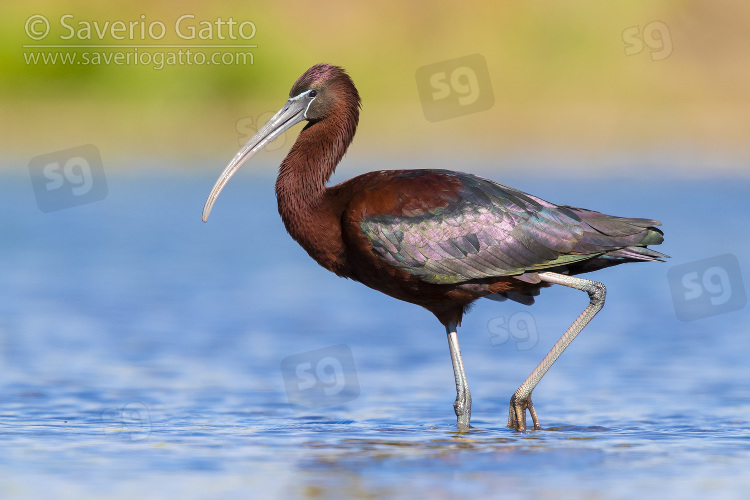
<box><xmin>202</xmin><ymin>64</ymin><xmax>667</xmax><ymax>431</ymax></box>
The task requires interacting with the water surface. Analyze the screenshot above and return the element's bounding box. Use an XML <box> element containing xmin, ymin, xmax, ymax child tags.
<box><xmin>1</xmin><ymin>167</ymin><xmax>749</xmax><ymax>499</ymax></box>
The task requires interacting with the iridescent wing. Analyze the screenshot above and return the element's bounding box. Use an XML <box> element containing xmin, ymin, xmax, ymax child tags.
<box><xmin>350</xmin><ymin>170</ymin><xmax>663</xmax><ymax>285</ymax></box>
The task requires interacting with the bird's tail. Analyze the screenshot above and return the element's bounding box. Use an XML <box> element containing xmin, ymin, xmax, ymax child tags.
<box><xmin>490</xmin><ymin>210</ymin><xmax>668</xmax><ymax>305</ymax></box>
<box><xmin>605</xmin><ymin>244</ymin><xmax>669</xmax><ymax>262</ymax></box>
<box><xmin>565</xmin><ymin>208</ymin><xmax>669</xmax><ymax>260</ymax></box>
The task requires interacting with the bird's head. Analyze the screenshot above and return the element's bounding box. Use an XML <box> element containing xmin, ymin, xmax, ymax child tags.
<box><xmin>202</xmin><ymin>64</ymin><xmax>360</xmax><ymax>222</ymax></box>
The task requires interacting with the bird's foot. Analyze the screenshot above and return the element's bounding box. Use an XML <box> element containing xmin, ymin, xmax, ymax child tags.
<box><xmin>508</xmin><ymin>393</ymin><xmax>541</xmax><ymax>431</ymax></box>
<box><xmin>454</xmin><ymin>391</ymin><xmax>472</xmax><ymax>430</ymax></box>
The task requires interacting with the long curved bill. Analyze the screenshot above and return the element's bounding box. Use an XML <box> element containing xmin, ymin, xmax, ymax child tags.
<box><xmin>202</xmin><ymin>91</ymin><xmax>314</xmax><ymax>222</ymax></box>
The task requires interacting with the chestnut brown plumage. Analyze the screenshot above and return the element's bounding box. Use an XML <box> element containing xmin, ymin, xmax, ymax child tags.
<box><xmin>203</xmin><ymin>64</ymin><xmax>667</xmax><ymax>431</ymax></box>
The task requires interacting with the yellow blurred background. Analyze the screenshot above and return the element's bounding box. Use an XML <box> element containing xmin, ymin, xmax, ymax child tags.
<box><xmin>2</xmin><ymin>0</ymin><xmax>749</xmax><ymax>175</ymax></box>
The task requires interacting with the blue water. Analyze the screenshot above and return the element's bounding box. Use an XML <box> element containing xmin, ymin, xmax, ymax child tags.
<box><xmin>2</xmin><ymin>164</ymin><xmax>749</xmax><ymax>499</ymax></box>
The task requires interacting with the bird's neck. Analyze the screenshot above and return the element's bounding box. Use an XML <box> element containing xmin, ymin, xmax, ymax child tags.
<box><xmin>276</xmin><ymin>122</ymin><xmax>338</xmax><ymax>214</ymax></box>
<box><xmin>275</xmin><ymin>108</ymin><xmax>358</xmax><ymax>273</ymax></box>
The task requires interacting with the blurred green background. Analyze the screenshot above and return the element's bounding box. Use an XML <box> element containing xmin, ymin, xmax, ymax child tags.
<box><xmin>2</xmin><ymin>0</ymin><xmax>749</xmax><ymax>175</ymax></box>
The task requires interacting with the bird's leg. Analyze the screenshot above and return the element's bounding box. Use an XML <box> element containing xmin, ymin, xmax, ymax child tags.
<box><xmin>446</xmin><ymin>323</ymin><xmax>472</xmax><ymax>430</ymax></box>
<box><xmin>508</xmin><ymin>272</ymin><xmax>606</xmax><ymax>431</ymax></box>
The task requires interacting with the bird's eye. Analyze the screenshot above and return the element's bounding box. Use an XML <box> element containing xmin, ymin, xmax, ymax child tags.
<box><xmin>309</xmin><ymin>89</ymin><xmax>318</xmax><ymax>97</ymax></box>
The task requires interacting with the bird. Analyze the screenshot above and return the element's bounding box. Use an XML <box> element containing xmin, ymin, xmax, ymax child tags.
<box><xmin>202</xmin><ymin>64</ymin><xmax>667</xmax><ymax>431</ymax></box>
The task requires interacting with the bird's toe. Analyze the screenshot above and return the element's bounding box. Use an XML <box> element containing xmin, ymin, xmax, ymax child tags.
<box><xmin>508</xmin><ymin>394</ymin><xmax>540</xmax><ymax>431</ymax></box>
